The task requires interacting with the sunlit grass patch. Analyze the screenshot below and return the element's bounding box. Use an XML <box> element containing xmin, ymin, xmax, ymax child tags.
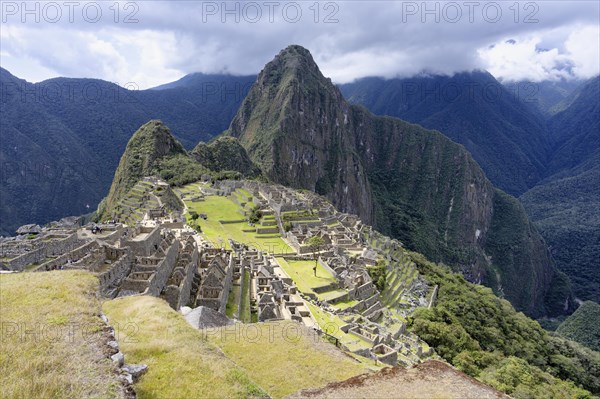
<box><xmin>206</xmin><ymin>321</ymin><xmax>369</xmax><ymax>398</ymax></box>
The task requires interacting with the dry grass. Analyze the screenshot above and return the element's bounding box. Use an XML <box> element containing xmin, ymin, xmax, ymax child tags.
<box><xmin>206</xmin><ymin>321</ymin><xmax>371</xmax><ymax>398</ymax></box>
<box><xmin>0</xmin><ymin>270</ymin><xmax>122</xmax><ymax>399</ymax></box>
<box><xmin>102</xmin><ymin>295</ymin><xmax>266</xmax><ymax>399</ymax></box>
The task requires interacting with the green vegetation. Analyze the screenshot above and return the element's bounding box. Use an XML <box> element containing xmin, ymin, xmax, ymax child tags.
<box><xmin>367</xmin><ymin>262</ymin><xmax>387</xmax><ymax>292</ymax></box>
<box><xmin>306</xmin><ymin>235</ymin><xmax>326</xmax><ymax>268</ymax></box>
<box><xmin>101</xmin><ymin>121</ymin><xmax>185</xmax><ymax>210</ymax></box>
<box><xmin>557</xmin><ymin>301</ymin><xmax>600</xmax><ymax>352</ymax></box>
<box><xmin>206</xmin><ymin>321</ymin><xmax>370</xmax><ymax>398</ymax></box>
<box><xmin>183</xmin><ymin>192</ymin><xmax>292</xmax><ymax>253</ymax></box>
<box><xmin>406</xmin><ymin>251</ymin><xmax>600</xmax><ymax>398</ymax></box>
<box><xmin>521</xmin><ymin>165</ymin><xmax>600</xmax><ymax>303</ymax></box>
<box><xmin>276</xmin><ymin>258</ymin><xmax>337</xmax><ymax>295</ymax></box>
<box><xmin>192</xmin><ymin>136</ymin><xmax>261</xmax><ymax>178</ymax></box>
<box><xmin>239</xmin><ymin>269</ymin><xmax>251</xmax><ymax>323</ymax></box>
<box><xmin>485</xmin><ymin>189</ymin><xmax>575</xmax><ymax>316</ymax></box>
<box><xmin>103</xmin><ymin>296</ymin><xmax>266</xmax><ymax>399</ymax></box>
<box><xmin>155</xmin><ymin>153</ymin><xmax>207</xmax><ymax>187</ymax></box>
<box><xmin>226</xmin><ymin>284</ymin><xmax>241</xmax><ymax>319</ymax></box>
<box><xmin>0</xmin><ymin>271</ymin><xmax>121</xmax><ymax>399</ymax></box>
<box><xmin>247</xmin><ymin>205</ymin><xmax>262</xmax><ymax>224</ymax></box>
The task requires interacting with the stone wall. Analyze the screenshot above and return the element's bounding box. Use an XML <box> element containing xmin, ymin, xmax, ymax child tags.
<box><xmin>177</xmin><ymin>247</ymin><xmax>198</xmax><ymax>308</ymax></box>
<box><xmin>255</xmin><ymin>227</ymin><xmax>279</xmax><ymax>234</ymax></box>
<box><xmin>164</xmin><ymin>244</ymin><xmax>199</xmax><ymax>309</ymax></box>
<box><xmin>146</xmin><ymin>240</ymin><xmax>179</xmax><ymax>296</ymax></box>
<box><xmin>318</xmin><ymin>257</ymin><xmax>338</xmax><ymax>278</ymax></box>
<box><xmin>38</xmin><ymin>240</ymin><xmax>101</xmax><ymax>271</ymax></box>
<box><xmin>352</xmin><ymin>281</ymin><xmax>376</xmax><ymax>300</ymax></box>
<box><xmin>101</xmin><ymin>225</ymin><xmax>126</xmax><ymax>244</ymax></box>
<box><xmin>219</xmin><ymin>256</ymin><xmax>234</xmax><ymax>313</ymax></box>
<box><xmin>126</xmin><ymin>226</ymin><xmax>162</xmax><ymax>256</ymax></box>
<box><xmin>5</xmin><ymin>232</ymin><xmax>82</xmax><ymax>271</ymax></box>
<box><xmin>98</xmin><ymin>251</ymin><xmax>134</xmax><ymax>295</ymax></box>
<box><xmin>6</xmin><ymin>247</ymin><xmax>46</xmax><ymax>271</ymax></box>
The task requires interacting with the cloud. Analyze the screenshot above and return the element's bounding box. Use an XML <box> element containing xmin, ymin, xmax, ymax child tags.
<box><xmin>1</xmin><ymin>1</ymin><xmax>598</xmax><ymax>87</ymax></box>
<box><xmin>478</xmin><ymin>24</ymin><xmax>600</xmax><ymax>82</ymax></box>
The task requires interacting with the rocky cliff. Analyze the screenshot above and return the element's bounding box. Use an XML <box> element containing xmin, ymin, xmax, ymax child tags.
<box><xmin>226</xmin><ymin>45</ymin><xmax>574</xmax><ymax>317</ymax></box>
<box><xmin>227</xmin><ymin>46</ymin><xmax>374</xmax><ymax>223</ymax></box>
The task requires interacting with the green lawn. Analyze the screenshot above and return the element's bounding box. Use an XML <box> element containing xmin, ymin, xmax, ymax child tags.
<box><xmin>103</xmin><ymin>296</ymin><xmax>265</xmax><ymax>399</ymax></box>
<box><xmin>206</xmin><ymin>321</ymin><xmax>370</xmax><ymax>398</ymax></box>
<box><xmin>183</xmin><ymin>192</ymin><xmax>293</xmax><ymax>253</ymax></box>
<box><xmin>332</xmin><ymin>299</ymin><xmax>360</xmax><ymax>310</ymax></box>
<box><xmin>235</xmin><ymin>188</ymin><xmax>252</xmax><ymax>199</ymax></box>
<box><xmin>276</xmin><ymin>258</ymin><xmax>338</xmax><ymax>295</ymax></box>
<box><xmin>226</xmin><ymin>284</ymin><xmax>241</xmax><ymax>319</ymax></box>
<box><xmin>239</xmin><ymin>270</ymin><xmax>251</xmax><ymax>323</ymax></box>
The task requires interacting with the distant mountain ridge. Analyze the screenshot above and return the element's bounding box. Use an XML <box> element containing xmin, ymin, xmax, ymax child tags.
<box><xmin>339</xmin><ymin>72</ymin><xmax>551</xmax><ymax>196</ymax></box>
<box><xmin>0</xmin><ymin>67</ymin><xmax>253</xmax><ymax>235</ymax></box>
<box><xmin>521</xmin><ymin>76</ymin><xmax>600</xmax><ymax>302</ymax></box>
<box><xmin>503</xmin><ymin>79</ymin><xmax>581</xmax><ymax>117</ymax></box>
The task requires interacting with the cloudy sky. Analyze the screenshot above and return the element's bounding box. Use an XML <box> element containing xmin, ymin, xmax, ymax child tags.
<box><xmin>1</xmin><ymin>1</ymin><xmax>599</xmax><ymax>88</ymax></box>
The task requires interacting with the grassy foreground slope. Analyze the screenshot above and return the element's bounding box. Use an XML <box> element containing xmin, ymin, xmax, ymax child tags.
<box><xmin>206</xmin><ymin>321</ymin><xmax>371</xmax><ymax>398</ymax></box>
<box><xmin>0</xmin><ymin>271</ymin><xmax>123</xmax><ymax>399</ymax></box>
<box><xmin>103</xmin><ymin>296</ymin><xmax>369</xmax><ymax>399</ymax></box>
<box><xmin>103</xmin><ymin>296</ymin><xmax>265</xmax><ymax>399</ymax></box>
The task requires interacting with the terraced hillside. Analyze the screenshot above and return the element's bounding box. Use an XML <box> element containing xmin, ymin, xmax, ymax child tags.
<box><xmin>111</xmin><ymin>180</ymin><xmax>159</xmax><ymax>225</ymax></box>
<box><xmin>178</xmin><ymin>182</ymin><xmax>293</xmax><ymax>253</ymax></box>
<box><xmin>109</xmin><ymin>179</ymin><xmax>183</xmax><ymax>226</ymax></box>
<box><xmin>176</xmin><ymin>180</ymin><xmax>433</xmax><ymax>366</ymax></box>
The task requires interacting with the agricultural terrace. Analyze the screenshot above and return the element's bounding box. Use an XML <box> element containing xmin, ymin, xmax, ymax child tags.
<box><xmin>179</xmin><ymin>184</ymin><xmax>292</xmax><ymax>253</ymax></box>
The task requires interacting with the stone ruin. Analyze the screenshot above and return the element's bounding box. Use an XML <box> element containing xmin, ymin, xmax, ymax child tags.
<box><xmin>2</xmin><ymin>178</ymin><xmax>435</xmax><ymax>367</ymax></box>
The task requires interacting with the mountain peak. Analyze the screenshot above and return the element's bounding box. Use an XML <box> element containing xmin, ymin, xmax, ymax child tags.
<box><xmin>127</xmin><ymin>119</ymin><xmax>186</xmax><ymax>159</ymax></box>
<box><xmin>256</xmin><ymin>44</ymin><xmax>332</xmax><ymax>91</ymax></box>
<box><xmin>97</xmin><ymin>120</ymin><xmax>187</xmax><ymax>217</ymax></box>
<box><xmin>274</xmin><ymin>44</ymin><xmax>317</xmax><ymax>67</ymax></box>
<box><xmin>226</xmin><ymin>45</ymin><xmax>572</xmax><ymax>317</ymax></box>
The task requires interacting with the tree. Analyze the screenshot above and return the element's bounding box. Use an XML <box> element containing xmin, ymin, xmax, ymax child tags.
<box><xmin>283</xmin><ymin>221</ymin><xmax>293</xmax><ymax>232</ymax></box>
<box><xmin>248</xmin><ymin>205</ymin><xmax>262</xmax><ymax>224</ymax></box>
<box><xmin>306</xmin><ymin>235</ymin><xmax>326</xmax><ymax>274</ymax></box>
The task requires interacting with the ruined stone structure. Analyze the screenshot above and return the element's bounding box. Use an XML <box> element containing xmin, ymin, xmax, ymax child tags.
<box><xmin>4</xmin><ymin>178</ymin><xmax>434</xmax><ymax>367</ymax></box>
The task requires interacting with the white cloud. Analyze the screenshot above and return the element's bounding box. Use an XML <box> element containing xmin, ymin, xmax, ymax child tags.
<box><xmin>565</xmin><ymin>25</ymin><xmax>600</xmax><ymax>79</ymax></box>
<box><xmin>478</xmin><ymin>24</ymin><xmax>600</xmax><ymax>82</ymax></box>
<box><xmin>1</xmin><ymin>1</ymin><xmax>599</xmax><ymax>87</ymax></box>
